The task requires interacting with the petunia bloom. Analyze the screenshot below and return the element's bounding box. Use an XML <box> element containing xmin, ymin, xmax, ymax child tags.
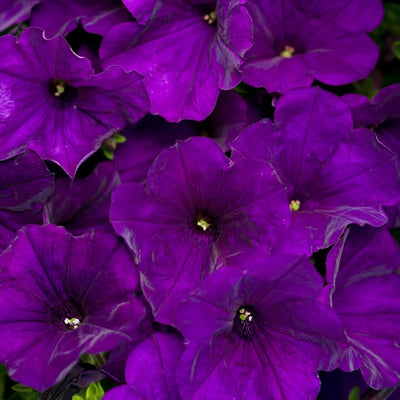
<box><xmin>0</xmin><ymin>27</ymin><xmax>149</xmax><ymax>177</ymax></box>
<box><xmin>111</xmin><ymin>136</ymin><xmax>289</xmax><ymax>326</ymax></box>
<box><xmin>100</xmin><ymin>0</ymin><xmax>253</xmax><ymax>121</ymax></box>
<box><xmin>242</xmin><ymin>0</ymin><xmax>382</xmax><ymax>94</ymax></box>
<box><xmin>176</xmin><ymin>253</ymin><xmax>345</xmax><ymax>400</ymax></box>
<box><xmin>0</xmin><ymin>224</ymin><xmax>146</xmax><ymax>391</ymax></box>
<box><xmin>231</xmin><ymin>86</ymin><xmax>400</xmax><ymax>255</ymax></box>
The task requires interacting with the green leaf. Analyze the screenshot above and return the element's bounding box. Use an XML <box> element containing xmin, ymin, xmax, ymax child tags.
<box><xmin>112</xmin><ymin>133</ymin><xmax>126</xmax><ymax>144</ymax></box>
<box><xmin>383</xmin><ymin>3</ymin><xmax>400</xmax><ymax>36</ymax></box>
<box><xmin>353</xmin><ymin>77</ymin><xmax>379</xmax><ymax>100</ymax></box>
<box><xmin>348</xmin><ymin>386</ymin><xmax>360</xmax><ymax>400</ymax></box>
<box><xmin>392</xmin><ymin>41</ymin><xmax>400</xmax><ymax>60</ymax></box>
<box><xmin>72</xmin><ymin>382</ymin><xmax>104</xmax><ymax>400</ymax></box>
<box><xmin>11</xmin><ymin>384</ymin><xmax>34</xmax><ymax>393</ymax></box>
<box><xmin>102</xmin><ymin>147</ymin><xmax>114</xmax><ymax>160</ymax></box>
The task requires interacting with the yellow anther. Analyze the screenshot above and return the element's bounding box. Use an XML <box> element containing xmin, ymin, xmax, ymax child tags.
<box><xmin>289</xmin><ymin>199</ymin><xmax>301</xmax><ymax>212</ymax></box>
<box><xmin>197</xmin><ymin>218</ymin><xmax>210</xmax><ymax>231</ymax></box>
<box><xmin>280</xmin><ymin>45</ymin><xmax>295</xmax><ymax>58</ymax></box>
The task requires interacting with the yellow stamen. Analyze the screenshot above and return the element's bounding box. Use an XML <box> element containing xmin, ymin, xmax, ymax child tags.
<box><xmin>197</xmin><ymin>218</ymin><xmax>210</xmax><ymax>231</ymax></box>
<box><xmin>289</xmin><ymin>199</ymin><xmax>301</xmax><ymax>212</ymax></box>
<box><xmin>280</xmin><ymin>45</ymin><xmax>295</xmax><ymax>58</ymax></box>
<box><xmin>204</xmin><ymin>10</ymin><xmax>217</xmax><ymax>25</ymax></box>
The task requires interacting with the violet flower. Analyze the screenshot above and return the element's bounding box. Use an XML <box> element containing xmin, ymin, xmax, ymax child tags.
<box><xmin>100</xmin><ymin>0</ymin><xmax>253</xmax><ymax>121</ymax></box>
<box><xmin>176</xmin><ymin>253</ymin><xmax>345</xmax><ymax>400</ymax></box>
<box><xmin>111</xmin><ymin>136</ymin><xmax>289</xmax><ymax>326</ymax></box>
<box><xmin>0</xmin><ymin>224</ymin><xmax>146</xmax><ymax>391</ymax></box>
<box><xmin>0</xmin><ymin>27</ymin><xmax>149</xmax><ymax>177</ymax></box>
<box><xmin>231</xmin><ymin>86</ymin><xmax>400</xmax><ymax>255</ymax></box>
<box><xmin>242</xmin><ymin>0</ymin><xmax>382</xmax><ymax>93</ymax></box>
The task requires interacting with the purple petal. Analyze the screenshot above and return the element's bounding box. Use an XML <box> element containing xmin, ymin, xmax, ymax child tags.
<box><xmin>326</xmin><ymin>226</ymin><xmax>400</xmax><ymax>388</ymax></box>
<box><xmin>43</xmin><ymin>161</ymin><xmax>120</xmax><ymax>235</ymax></box>
<box><xmin>30</xmin><ymin>0</ymin><xmax>131</xmax><ymax>38</ymax></box>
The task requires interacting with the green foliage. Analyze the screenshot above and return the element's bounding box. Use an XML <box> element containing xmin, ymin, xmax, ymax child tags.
<box><xmin>101</xmin><ymin>132</ymin><xmax>127</xmax><ymax>160</ymax></box>
<box><xmin>348</xmin><ymin>386</ymin><xmax>360</xmax><ymax>400</ymax></box>
<box><xmin>9</xmin><ymin>384</ymin><xmax>38</xmax><ymax>400</ymax></box>
<box><xmin>353</xmin><ymin>77</ymin><xmax>379</xmax><ymax>100</ymax></box>
<box><xmin>72</xmin><ymin>382</ymin><xmax>104</xmax><ymax>400</ymax></box>
<box><xmin>392</xmin><ymin>41</ymin><xmax>400</xmax><ymax>60</ymax></box>
<box><xmin>371</xmin><ymin>2</ymin><xmax>400</xmax><ymax>47</ymax></box>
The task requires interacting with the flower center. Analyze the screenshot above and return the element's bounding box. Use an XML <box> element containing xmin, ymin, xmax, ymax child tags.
<box><xmin>49</xmin><ymin>297</ymin><xmax>85</xmax><ymax>331</ymax></box>
<box><xmin>232</xmin><ymin>305</ymin><xmax>261</xmax><ymax>342</ymax></box>
<box><xmin>204</xmin><ymin>10</ymin><xmax>217</xmax><ymax>25</ymax></box>
<box><xmin>197</xmin><ymin>218</ymin><xmax>210</xmax><ymax>231</ymax></box>
<box><xmin>289</xmin><ymin>199</ymin><xmax>301</xmax><ymax>211</ymax></box>
<box><xmin>192</xmin><ymin>211</ymin><xmax>220</xmax><ymax>242</ymax></box>
<box><xmin>49</xmin><ymin>79</ymin><xmax>78</xmax><ymax>103</ymax></box>
<box><xmin>280</xmin><ymin>45</ymin><xmax>295</xmax><ymax>58</ymax></box>
<box><xmin>64</xmin><ymin>317</ymin><xmax>81</xmax><ymax>330</ymax></box>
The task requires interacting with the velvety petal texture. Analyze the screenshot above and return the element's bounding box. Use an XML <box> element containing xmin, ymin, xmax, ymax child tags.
<box><xmin>325</xmin><ymin>226</ymin><xmax>400</xmax><ymax>389</ymax></box>
<box><xmin>114</xmin><ymin>114</ymin><xmax>197</xmax><ymax>184</ymax></box>
<box><xmin>100</xmin><ymin>0</ymin><xmax>253</xmax><ymax>121</ymax></box>
<box><xmin>207</xmin><ymin>90</ymin><xmax>265</xmax><ymax>151</ymax></box>
<box><xmin>111</xmin><ymin>136</ymin><xmax>289</xmax><ymax>325</ymax></box>
<box><xmin>30</xmin><ymin>0</ymin><xmax>131</xmax><ymax>38</ymax></box>
<box><xmin>43</xmin><ymin>161</ymin><xmax>120</xmax><ymax>235</ymax></box>
<box><xmin>176</xmin><ymin>254</ymin><xmax>345</xmax><ymax>400</ymax></box>
<box><xmin>0</xmin><ymin>28</ymin><xmax>149</xmax><ymax>177</ymax></box>
<box><xmin>242</xmin><ymin>0</ymin><xmax>382</xmax><ymax>93</ymax></box>
<box><xmin>231</xmin><ymin>87</ymin><xmax>400</xmax><ymax>255</ymax></box>
<box><xmin>104</xmin><ymin>331</ymin><xmax>184</xmax><ymax>400</ymax></box>
<box><xmin>121</xmin><ymin>0</ymin><xmax>156</xmax><ymax>25</ymax></box>
<box><xmin>343</xmin><ymin>84</ymin><xmax>400</xmax><ymax>157</ymax></box>
<box><xmin>0</xmin><ymin>225</ymin><xmax>146</xmax><ymax>391</ymax></box>
<box><xmin>0</xmin><ymin>151</ymin><xmax>54</xmax><ymax>253</ymax></box>
<box><xmin>0</xmin><ymin>0</ymin><xmax>40</xmax><ymax>32</ymax></box>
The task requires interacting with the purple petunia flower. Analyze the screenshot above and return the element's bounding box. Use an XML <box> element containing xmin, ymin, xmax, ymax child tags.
<box><xmin>103</xmin><ymin>330</ymin><xmax>184</xmax><ymax>400</ymax></box>
<box><xmin>111</xmin><ymin>136</ymin><xmax>290</xmax><ymax>326</ymax></box>
<box><xmin>30</xmin><ymin>0</ymin><xmax>132</xmax><ymax>38</ymax></box>
<box><xmin>0</xmin><ymin>27</ymin><xmax>149</xmax><ymax>177</ymax></box>
<box><xmin>43</xmin><ymin>161</ymin><xmax>120</xmax><ymax>235</ymax></box>
<box><xmin>100</xmin><ymin>0</ymin><xmax>253</xmax><ymax>121</ymax></box>
<box><xmin>231</xmin><ymin>86</ymin><xmax>400</xmax><ymax>255</ymax></box>
<box><xmin>176</xmin><ymin>253</ymin><xmax>345</xmax><ymax>400</ymax></box>
<box><xmin>0</xmin><ymin>150</ymin><xmax>54</xmax><ymax>253</ymax></box>
<box><xmin>0</xmin><ymin>224</ymin><xmax>146</xmax><ymax>391</ymax></box>
<box><xmin>242</xmin><ymin>0</ymin><xmax>383</xmax><ymax>93</ymax></box>
<box><xmin>324</xmin><ymin>226</ymin><xmax>400</xmax><ymax>389</ymax></box>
